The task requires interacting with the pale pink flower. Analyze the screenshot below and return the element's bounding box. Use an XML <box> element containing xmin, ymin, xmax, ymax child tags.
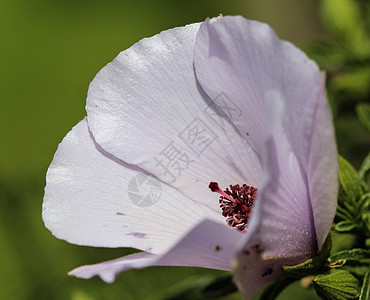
<box><xmin>43</xmin><ymin>16</ymin><xmax>338</xmax><ymax>299</ymax></box>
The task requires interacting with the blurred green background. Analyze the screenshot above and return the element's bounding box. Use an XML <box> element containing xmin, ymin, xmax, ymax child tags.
<box><xmin>1</xmin><ymin>0</ymin><xmax>369</xmax><ymax>299</ymax></box>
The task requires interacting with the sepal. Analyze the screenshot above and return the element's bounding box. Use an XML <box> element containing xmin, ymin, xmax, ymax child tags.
<box><xmin>312</xmin><ymin>270</ymin><xmax>360</xmax><ymax>300</ymax></box>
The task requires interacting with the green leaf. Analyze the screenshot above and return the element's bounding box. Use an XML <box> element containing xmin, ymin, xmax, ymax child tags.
<box><xmin>336</xmin><ymin>205</ymin><xmax>355</xmax><ymax>221</ymax></box>
<box><xmin>283</xmin><ymin>233</ymin><xmax>332</xmax><ymax>278</ymax></box>
<box><xmin>359</xmin><ymin>152</ymin><xmax>370</xmax><ymax>183</ymax></box>
<box><xmin>335</xmin><ymin>192</ymin><xmax>370</xmax><ymax>237</ymax></box>
<box><xmin>330</xmin><ymin>67</ymin><xmax>370</xmax><ymax>99</ymax></box>
<box><xmin>357</xmin><ymin>194</ymin><xmax>370</xmax><ymax>211</ymax></box>
<box><xmin>313</xmin><ymin>270</ymin><xmax>360</xmax><ymax>300</ymax></box>
<box><xmin>163</xmin><ymin>277</ymin><xmax>214</xmax><ymax>300</ymax></box>
<box><xmin>329</xmin><ymin>248</ymin><xmax>370</xmax><ymax>266</ymax></box>
<box><xmin>361</xmin><ymin>211</ymin><xmax>370</xmax><ymax>238</ymax></box>
<box><xmin>258</xmin><ymin>277</ymin><xmax>296</xmax><ymax>300</ymax></box>
<box><xmin>342</xmin><ymin>265</ymin><xmax>370</xmax><ymax>278</ymax></box>
<box><xmin>338</xmin><ymin>155</ymin><xmax>363</xmax><ymax>212</ymax></box>
<box><xmin>320</xmin><ymin>0</ymin><xmax>370</xmax><ymax>57</ymax></box>
<box><xmin>200</xmin><ymin>275</ymin><xmax>237</xmax><ymax>298</ymax></box>
<box><xmin>357</xmin><ymin>103</ymin><xmax>370</xmax><ymax>133</ymax></box>
<box><xmin>359</xmin><ymin>267</ymin><xmax>370</xmax><ymax>300</ymax></box>
<box><xmin>331</xmin><ymin>67</ymin><xmax>370</xmax><ymax>99</ymax></box>
<box><xmin>335</xmin><ymin>220</ymin><xmax>361</xmax><ymax>232</ymax></box>
<box><xmin>164</xmin><ymin>275</ymin><xmax>238</xmax><ymax>300</ymax></box>
<box><xmin>356</xmin><ymin>194</ymin><xmax>370</xmax><ymax>237</ymax></box>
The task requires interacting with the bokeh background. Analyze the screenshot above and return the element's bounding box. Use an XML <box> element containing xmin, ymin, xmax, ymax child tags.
<box><xmin>1</xmin><ymin>0</ymin><xmax>369</xmax><ymax>299</ymax></box>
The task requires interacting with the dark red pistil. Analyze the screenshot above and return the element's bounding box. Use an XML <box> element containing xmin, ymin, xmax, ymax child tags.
<box><xmin>209</xmin><ymin>182</ymin><xmax>258</xmax><ymax>232</ymax></box>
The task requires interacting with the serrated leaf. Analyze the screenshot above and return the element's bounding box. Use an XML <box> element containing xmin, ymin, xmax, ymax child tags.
<box><xmin>329</xmin><ymin>248</ymin><xmax>370</xmax><ymax>266</ymax></box>
<box><xmin>335</xmin><ymin>220</ymin><xmax>361</xmax><ymax>232</ymax></box>
<box><xmin>283</xmin><ymin>234</ymin><xmax>332</xmax><ymax>278</ymax></box>
<box><xmin>338</xmin><ymin>155</ymin><xmax>363</xmax><ymax>211</ymax></box>
<box><xmin>359</xmin><ymin>267</ymin><xmax>370</xmax><ymax>300</ymax></box>
<box><xmin>357</xmin><ymin>103</ymin><xmax>370</xmax><ymax>133</ymax></box>
<box><xmin>313</xmin><ymin>270</ymin><xmax>360</xmax><ymax>300</ymax></box>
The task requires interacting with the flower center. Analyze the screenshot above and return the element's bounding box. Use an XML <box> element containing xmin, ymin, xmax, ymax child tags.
<box><xmin>209</xmin><ymin>182</ymin><xmax>258</xmax><ymax>232</ymax></box>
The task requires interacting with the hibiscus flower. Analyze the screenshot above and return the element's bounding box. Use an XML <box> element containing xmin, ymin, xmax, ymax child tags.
<box><xmin>42</xmin><ymin>15</ymin><xmax>338</xmax><ymax>299</ymax></box>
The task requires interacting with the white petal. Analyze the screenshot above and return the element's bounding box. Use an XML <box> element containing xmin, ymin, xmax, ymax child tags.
<box><xmin>69</xmin><ymin>252</ymin><xmax>156</xmax><ymax>283</ymax></box>
<box><xmin>70</xmin><ymin>219</ymin><xmax>243</xmax><ymax>282</ymax></box>
<box><xmin>194</xmin><ymin>16</ymin><xmax>321</xmax><ymax>155</ymax></box>
<box><xmin>305</xmin><ymin>77</ymin><xmax>338</xmax><ymax>249</ymax></box>
<box><xmin>233</xmin><ymin>93</ymin><xmax>316</xmax><ymax>299</ymax></box>
<box><xmin>43</xmin><ymin>119</ymin><xmax>221</xmax><ymax>254</ymax></box>
<box><xmin>85</xmin><ymin>22</ymin><xmax>261</xmax><ymax>211</ymax></box>
<box><xmin>194</xmin><ymin>15</ymin><xmax>337</xmax><ymax>250</ymax></box>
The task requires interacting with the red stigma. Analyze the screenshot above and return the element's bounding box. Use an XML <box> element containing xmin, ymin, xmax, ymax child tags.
<box><xmin>209</xmin><ymin>182</ymin><xmax>258</xmax><ymax>232</ymax></box>
<box><xmin>209</xmin><ymin>182</ymin><xmax>220</xmax><ymax>192</ymax></box>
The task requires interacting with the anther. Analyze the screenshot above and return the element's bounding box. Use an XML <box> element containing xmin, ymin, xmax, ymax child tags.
<box><xmin>209</xmin><ymin>182</ymin><xmax>258</xmax><ymax>232</ymax></box>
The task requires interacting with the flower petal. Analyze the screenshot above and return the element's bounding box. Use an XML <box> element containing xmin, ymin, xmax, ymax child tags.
<box><xmin>194</xmin><ymin>15</ymin><xmax>337</xmax><ymax>249</ymax></box>
<box><xmin>194</xmin><ymin>16</ymin><xmax>318</xmax><ymax>155</ymax></box>
<box><xmin>85</xmin><ymin>22</ymin><xmax>261</xmax><ymax>211</ymax></box>
<box><xmin>233</xmin><ymin>92</ymin><xmax>319</xmax><ymax>299</ymax></box>
<box><xmin>43</xmin><ymin>119</ymin><xmax>221</xmax><ymax>254</ymax></box>
<box><xmin>233</xmin><ymin>137</ymin><xmax>313</xmax><ymax>299</ymax></box>
<box><xmin>69</xmin><ymin>219</ymin><xmax>242</xmax><ymax>282</ymax></box>
<box><xmin>305</xmin><ymin>78</ymin><xmax>338</xmax><ymax>248</ymax></box>
<box><xmin>69</xmin><ymin>252</ymin><xmax>156</xmax><ymax>283</ymax></box>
